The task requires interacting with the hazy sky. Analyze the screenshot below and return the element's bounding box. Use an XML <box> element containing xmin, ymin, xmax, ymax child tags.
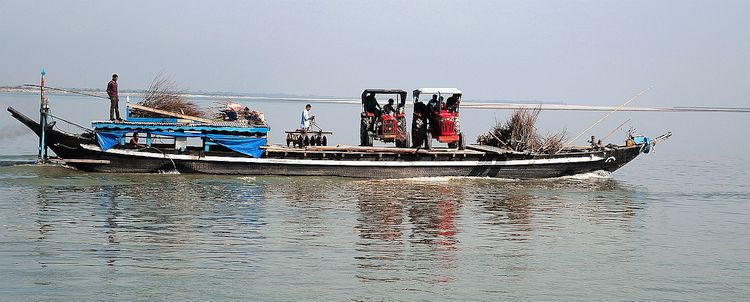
<box><xmin>1</xmin><ymin>0</ymin><xmax>748</xmax><ymax>106</ymax></box>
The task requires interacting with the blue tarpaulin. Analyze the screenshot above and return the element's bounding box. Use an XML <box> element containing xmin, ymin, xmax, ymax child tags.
<box><xmin>95</xmin><ymin>131</ymin><xmax>266</xmax><ymax>158</ymax></box>
<box><xmin>96</xmin><ymin>131</ymin><xmax>129</xmax><ymax>151</ymax></box>
<box><xmin>205</xmin><ymin>134</ymin><xmax>267</xmax><ymax>158</ymax></box>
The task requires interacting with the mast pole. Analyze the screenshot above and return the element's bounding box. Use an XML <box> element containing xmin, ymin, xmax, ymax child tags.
<box><xmin>38</xmin><ymin>69</ymin><xmax>48</xmax><ymax>163</ymax></box>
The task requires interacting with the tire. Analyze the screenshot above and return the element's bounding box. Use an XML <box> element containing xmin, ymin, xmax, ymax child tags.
<box><xmin>425</xmin><ymin>132</ymin><xmax>432</xmax><ymax>150</ymax></box>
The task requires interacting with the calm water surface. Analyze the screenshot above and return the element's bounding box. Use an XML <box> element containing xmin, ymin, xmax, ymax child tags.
<box><xmin>1</xmin><ymin>93</ymin><xmax>749</xmax><ymax>301</ymax></box>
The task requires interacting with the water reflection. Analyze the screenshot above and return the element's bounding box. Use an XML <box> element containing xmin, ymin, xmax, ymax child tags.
<box><xmin>16</xmin><ymin>167</ymin><xmax>651</xmax><ymax>299</ymax></box>
<box><xmin>352</xmin><ymin>180</ymin><xmax>464</xmax><ymax>284</ymax></box>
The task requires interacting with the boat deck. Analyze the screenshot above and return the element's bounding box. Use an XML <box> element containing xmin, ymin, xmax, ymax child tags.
<box><xmin>263</xmin><ymin>144</ymin><xmax>485</xmax><ymax>156</ymax></box>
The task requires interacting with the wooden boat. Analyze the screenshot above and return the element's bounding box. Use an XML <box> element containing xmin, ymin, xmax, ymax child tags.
<box><xmin>7</xmin><ymin>105</ymin><xmax>651</xmax><ymax>179</ymax></box>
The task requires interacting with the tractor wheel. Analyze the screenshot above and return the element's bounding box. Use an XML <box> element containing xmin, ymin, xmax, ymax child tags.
<box><xmin>448</xmin><ymin>141</ymin><xmax>457</xmax><ymax>149</ymax></box>
<box><xmin>425</xmin><ymin>132</ymin><xmax>432</xmax><ymax>150</ymax></box>
<box><xmin>321</xmin><ymin>136</ymin><xmax>327</xmax><ymax>146</ymax></box>
<box><xmin>458</xmin><ymin>133</ymin><xmax>466</xmax><ymax>150</ymax></box>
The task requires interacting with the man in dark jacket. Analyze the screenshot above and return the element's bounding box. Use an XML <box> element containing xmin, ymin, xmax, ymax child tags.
<box><xmin>365</xmin><ymin>93</ymin><xmax>381</xmax><ymax>117</ymax></box>
<box><xmin>382</xmin><ymin>98</ymin><xmax>396</xmax><ymax>115</ymax></box>
<box><xmin>445</xmin><ymin>94</ymin><xmax>460</xmax><ymax>112</ymax></box>
<box><xmin>107</xmin><ymin>74</ymin><xmax>121</xmax><ymax>121</ymax></box>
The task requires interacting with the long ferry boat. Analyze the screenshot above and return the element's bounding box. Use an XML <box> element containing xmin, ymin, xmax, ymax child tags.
<box><xmin>7</xmin><ymin>78</ymin><xmax>667</xmax><ymax>179</ymax></box>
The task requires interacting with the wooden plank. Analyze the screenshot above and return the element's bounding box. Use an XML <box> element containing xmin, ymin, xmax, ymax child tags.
<box><xmin>128</xmin><ymin>104</ymin><xmax>214</xmax><ymax>123</ymax></box>
<box><xmin>467</xmin><ymin>144</ymin><xmax>522</xmax><ymax>154</ymax></box>
<box><xmin>263</xmin><ymin>145</ymin><xmax>484</xmax><ymax>155</ymax></box>
<box><xmin>284</xmin><ymin>130</ymin><xmax>334</xmax><ymax>134</ymax></box>
<box><xmin>64</xmin><ymin>159</ymin><xmax>111</xmax><ymax>164</ymax></box>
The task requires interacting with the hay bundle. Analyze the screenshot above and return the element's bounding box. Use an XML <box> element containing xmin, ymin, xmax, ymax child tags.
<box><xmin>130</xmin><ymin>75</ymin><xmax>205</xmax><ymax>118</ymax></box>
<box><xmin>476</xmin><ymin>106</ymin><xmax>567</xmax><ymax>154</ymax></box>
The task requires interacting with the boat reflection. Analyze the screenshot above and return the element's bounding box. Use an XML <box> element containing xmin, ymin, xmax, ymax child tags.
<box><xmin>352</xmin><ymin>179</ymin><xmax>463</xmax><ymax>284</ymax></box>
<box><xmin>348</xmin><ymin>176</ymin><xmax>643</xmax><ymax>286</ymax></box>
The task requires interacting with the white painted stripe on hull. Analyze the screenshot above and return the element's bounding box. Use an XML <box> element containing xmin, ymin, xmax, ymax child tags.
<box><xmin>79</xmin><ymin>144</ymin><xmax>604</xmax><ymax>167</ymax></box>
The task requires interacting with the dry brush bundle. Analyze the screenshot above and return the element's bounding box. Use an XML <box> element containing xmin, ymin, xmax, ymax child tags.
<box><xmin>539</xmin><ymin>129</ymin><xmax>567</xmax><ymax>154</ymax></box>
<box><xmin>476</xmin><ymin>106</ymin><xmax>568</xmax><ymax>154</ymax></box>
<box><xmin>130</xmin><ymin>74</ymin><xmax>206</xmax><ymax>118</ymax></box>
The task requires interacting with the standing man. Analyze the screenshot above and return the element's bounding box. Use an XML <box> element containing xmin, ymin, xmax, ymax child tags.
<box><xmin>300</xmin><ymin>104</ymin><xmax>314</xmax><ymax>130</ymax></box>
<box><xmin>107</xmin><ymin>74</ymin><xmax>121</xmax><ymax>121</ymax></box>
<box><xmin>427</xmin><ymin>94</ymin><xmax>439</xmax><ymax>112</ymax></box>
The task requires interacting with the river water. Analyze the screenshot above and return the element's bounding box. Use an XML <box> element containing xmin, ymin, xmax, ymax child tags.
<box><xmin>1</xmin><ymin>93</ymin><xmax>749</xmax><ymax>301</ymax></box>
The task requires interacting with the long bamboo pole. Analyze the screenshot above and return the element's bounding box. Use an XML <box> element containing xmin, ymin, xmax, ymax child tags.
<box><xmin>601</xmin><ymin>118</ymin><xmax>631</xmax><ymax>142</ymax></box>
<box><xmin>566</xmin><ymin>86</ymin><xmax>653</xmax><ymax>146</ymax></box>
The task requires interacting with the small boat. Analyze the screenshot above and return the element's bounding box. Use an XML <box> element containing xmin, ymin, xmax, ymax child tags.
<box><xmin>7</xmin><ymin>100</ymin><xmax>657</xmax><ymax>179</ymax></box>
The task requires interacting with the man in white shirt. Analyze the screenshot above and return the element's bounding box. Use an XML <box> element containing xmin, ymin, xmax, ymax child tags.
<box><xmin>300</xmin><ymin>104</ymin><xmax>313</xmax><ymax>129</ymax></box>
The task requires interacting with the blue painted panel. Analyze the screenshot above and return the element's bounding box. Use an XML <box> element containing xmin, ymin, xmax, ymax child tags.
<box><xmin>126</xmin><ymin>117</ymin><xmax>179</xmax><ymax>123</ymax></box>
<box><xmin>92</xmin><ymin>122</ymin><xmax>269</xmax><ymax>134</ymax></box>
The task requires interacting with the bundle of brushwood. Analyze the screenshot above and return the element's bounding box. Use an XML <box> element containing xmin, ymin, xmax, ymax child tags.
<box><xmin>212</xmin><ymin>101</ymin><xmax>266</xmax><ymax>125</ymax></box>
<box><xmin>130</xmin><ymin>75</ymin><xmax>206</xmax><ymax>118</ymax></box>
<box><xmin>476</xmin><ymin>106</ymin><xmax>567</xmax><ymax>154</ymax></box>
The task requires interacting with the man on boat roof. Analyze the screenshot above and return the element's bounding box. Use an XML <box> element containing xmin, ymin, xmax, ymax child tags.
<box><xmin>107</xmin><ymin>74</ymin><xmax>121</xmax><ymax>121</ymax></box>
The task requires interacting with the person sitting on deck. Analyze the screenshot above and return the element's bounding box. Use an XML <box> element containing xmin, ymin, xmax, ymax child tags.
<box><xmin>129</xmin><ymin>132</ymin><xmax>144</xmax><ymax>148</ymax></box>
<box><xmin>300</xmin><ymin>104</ymin><xmax>314</xmax><ymax>130</ymax></box>
<box><xmin>382</xmin><ymin>98</ymin><xmax>396</xmax><ymax>115</ymax></box>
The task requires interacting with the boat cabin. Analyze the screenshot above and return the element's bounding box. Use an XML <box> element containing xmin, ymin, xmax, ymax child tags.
<box><xmin>90</xmin><ymin>104</ymin><xmax>270</xmax><ymax>158</ymax></box>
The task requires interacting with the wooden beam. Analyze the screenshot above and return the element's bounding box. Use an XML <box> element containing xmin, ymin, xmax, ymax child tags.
<box><xmin>128</xmin><ymin>104</ymin><xmax>213</xmax><ymax>123</ymax></box>
<box><xmin>64</xmin><ymin>159</ymin><xmax>111</xmax><ymax>164</ymax></box>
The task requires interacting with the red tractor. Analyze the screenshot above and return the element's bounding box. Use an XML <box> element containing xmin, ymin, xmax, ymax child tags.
<box><xmin>411</xmin><ymin>88</ymin><xmax>465</xmax><ymax>150</ymax></box>
<box><xmin>360</xmin><ymin>89</ymin><xmax>410</xmax><ymax>147</ymax></box>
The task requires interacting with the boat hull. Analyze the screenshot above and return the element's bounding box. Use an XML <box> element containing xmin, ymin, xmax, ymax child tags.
<box><xmin>8</xmin><ymin>106</ymin><xmax>643</xmax><ymax>179</ymax></box>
